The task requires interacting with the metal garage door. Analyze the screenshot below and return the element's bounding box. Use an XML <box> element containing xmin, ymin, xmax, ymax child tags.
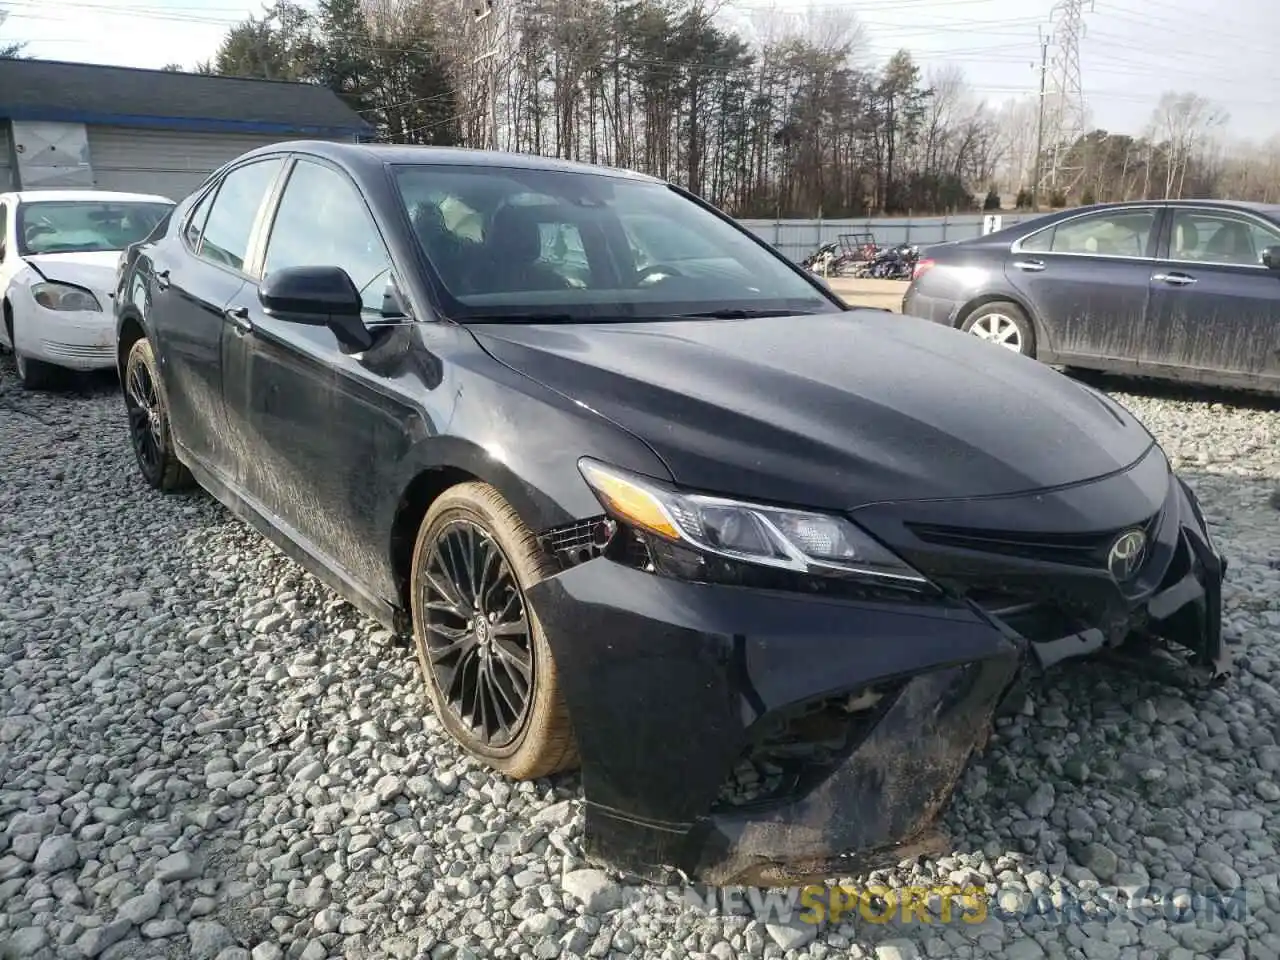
<box><xmin>86</xmin><ymin>126</ymin><xmax>315</xmax><ymax>201</ymax></box>
<box><xmin>0</xmin><ymin>125</ymin><xmax>12</xmax><ymax>191</ymax></box>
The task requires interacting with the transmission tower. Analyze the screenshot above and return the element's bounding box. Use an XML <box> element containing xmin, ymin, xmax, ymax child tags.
<box><xmin>1040</xmin><ymin>0</ymin><xmax>1093</xmax><ymax>198</ymax></box>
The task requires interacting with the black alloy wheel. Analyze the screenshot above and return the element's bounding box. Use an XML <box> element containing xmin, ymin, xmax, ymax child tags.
<box><xmin>410</xmin><ymin>482</ymin><xmax>577</xmax><ymax>780</ymax></box>
<box><xmin>420</xmin><ymin>518</ymin><xmax>534</xmax><ymax>748</ymax></box>
<box><xmin>123</xmin><ymin>338</ymin><xmax>193</xmax><ymax>492</ymax></box>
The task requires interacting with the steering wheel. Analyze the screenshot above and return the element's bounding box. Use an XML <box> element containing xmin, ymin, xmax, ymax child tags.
<box><xmin>635</xmin><ymin>262</ymin><xmax>689</xmax><ymax>286</ymax></box>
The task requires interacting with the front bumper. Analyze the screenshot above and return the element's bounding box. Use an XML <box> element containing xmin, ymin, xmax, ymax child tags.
<box><xmin>528</xmin><ymin>450</ymin><xmax>1226</xmax><ymax>885</ymax></box>
<box><xmin>13</xmin><ymin>301</ymin><xmax>116</xmax><ymax>371</ymax></box>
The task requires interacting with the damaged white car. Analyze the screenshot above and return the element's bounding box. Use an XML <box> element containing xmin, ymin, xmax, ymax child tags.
<box><xmin>0</xmin><ymin>190</ymin><xmax>173</xmax><ymax>389</ymax></box>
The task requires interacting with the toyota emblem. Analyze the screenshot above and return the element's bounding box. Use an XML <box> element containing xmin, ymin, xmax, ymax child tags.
<box><xmin>1107</xmin><ymin>528</ymin><xmax>1147</xmax><ymax>581</ymax></box>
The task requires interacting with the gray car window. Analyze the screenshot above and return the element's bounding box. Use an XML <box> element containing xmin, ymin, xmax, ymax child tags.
<box><xmin>199</xmin><ymin>158</ymin><xmax>284</xmax><ymax>272</ymax></box>
<box><xmin>0</xmin><ymin>202</ymin><xmax>7</xmax><ymax>258</ymax></box>
<box><xmin>1169</xmin><ymin>210</ymin><xmax>1280</xmax><ymax>267</ymax></box>
<box><xmin>1019</xmin><ymin>209</ymin><xmax>1156</xmax><ymax>258</ymax></box>
<box><xmin>263</xmin><ymin>159</ymin><xmax>398</xmax><ymax>315</ymax></box>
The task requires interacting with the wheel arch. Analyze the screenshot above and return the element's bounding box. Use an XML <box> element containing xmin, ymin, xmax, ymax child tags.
<box><xmin>386</xmin><ymin>437</ymin><xmax>572</xmax><ymax>619</ymax></box>
<box><xmin>954</xmin><ymin>291</ymin><xmax>1051</xmax><ymax>358</ymax></box>
<box><xmin>116</xmin><ymin>308</ymin><xmax>148</xmax><ymax>381</ymax></box>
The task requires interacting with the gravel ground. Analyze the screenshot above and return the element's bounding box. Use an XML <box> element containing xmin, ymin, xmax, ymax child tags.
<box><xmin>2</xmin><ymin>358</ymin><xmax>1280</xmax><ymax>960</ymax></box>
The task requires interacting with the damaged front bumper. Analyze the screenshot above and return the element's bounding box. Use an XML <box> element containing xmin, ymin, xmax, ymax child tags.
<box><xmin>527</xmin><ymin>448</ymin><xmax>1227</xmax><ymax>885</ymax></box>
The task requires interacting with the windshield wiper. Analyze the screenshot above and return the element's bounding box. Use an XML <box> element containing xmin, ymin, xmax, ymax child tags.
<box><xmin>459</xmin><ymin>312</ymin><xmax>579</xmax><ymax>324</ymax></box>
<box><xmin>670</xmin><ymin>308</ymin><xmax>819</xmax><ymax>319</ymax></box>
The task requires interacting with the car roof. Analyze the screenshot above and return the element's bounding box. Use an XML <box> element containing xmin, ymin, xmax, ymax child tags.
<box><xmin>1047</xmin><ymin>198</ymin><xmax>1280</xmax><ymax>217</ymax></box>
<box><xmin>232</xmin><ymin>140</ymin><xmax>666</xmax><ymax>184</ymax></box>
<box><xmin>0</xmin><ymin>189</ymin><xmax>175</xmax><ymax>205</ymax></box>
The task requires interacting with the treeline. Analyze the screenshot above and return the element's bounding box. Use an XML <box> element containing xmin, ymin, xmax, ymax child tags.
<box><xmin>183</xmin><ymin>0</ymin><xmax>1274</xmax><ymax>216</ymax></box>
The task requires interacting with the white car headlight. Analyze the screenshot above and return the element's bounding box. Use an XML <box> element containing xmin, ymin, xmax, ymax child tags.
<box><xmin>32</xmin><ymin>281</ymin><xmax>102</xmax><ymax>313</ymax></box>
<box><xmin>578</xmin><ymin>458</ymin><xmax>928</xmax><ymax>587</ymax></box>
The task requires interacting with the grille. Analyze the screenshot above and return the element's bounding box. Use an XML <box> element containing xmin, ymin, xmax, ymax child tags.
<box><xmin>40</xmin><ymin>341</ymin><xmax>113</xmax><ymax>361</ymax></box>
<box><xmin>908</xmin><ymin>511</ymin><xmax>1161</xmax><ymax>571</ymax></box>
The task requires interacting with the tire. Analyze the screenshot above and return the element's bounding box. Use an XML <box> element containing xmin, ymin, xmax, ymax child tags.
<box><xmin>123</xmin><ymin>337</ymin><xmax>194</xmax><ymax>492</ymax></box>
<box><xmin>4</xmin><ymin>308</ymin><xmax>58</xmax><ymax>390</ymax></box>
<box><xmin>410</xmin><ymin>482</ymin><xmax>578</xmax><ymax>780</ymax></box>
<box><xmin>14</xmin><ymin>350</ymin><xmax>60</xmax><ymax>391</ymax></box>
<box><xmin>960</xmin><ymin>300</ymin><xmax>1036</xmax><ymax>356</ymax></box>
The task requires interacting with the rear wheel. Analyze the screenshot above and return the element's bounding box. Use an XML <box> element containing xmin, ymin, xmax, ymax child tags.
<box><xmin>123</xmin><ymin>337</ymin><xmax>194</xmax><ymax>491</ymax></box>
<box><xmin>409</xmin><ymin>482</ymin><xmax>578</xmax><ymax>780</ymax></box>
<box><xmin>960</xmin><ymin>301</ymin><xmax>1036</xmax><ymax>356</ymax></box>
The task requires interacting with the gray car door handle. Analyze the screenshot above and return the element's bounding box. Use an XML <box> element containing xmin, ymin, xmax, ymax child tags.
<box><xmin>1153</xmin><ymin>272</ymin><xmax>1196</xmax><ymax>286</ymax></box>
<box><xmin>1013</xmin><ymin>259</ymin><xmax>1045</xmax><ymax>272</ymax></box>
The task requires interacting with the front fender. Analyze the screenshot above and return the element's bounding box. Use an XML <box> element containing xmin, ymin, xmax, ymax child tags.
<box><xmin>374</xmin><ymin>340</ymin><xmax>676</xmax><ymax>603</ymax></box>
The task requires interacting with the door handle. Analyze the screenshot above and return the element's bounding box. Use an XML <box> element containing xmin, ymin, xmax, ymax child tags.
<box><xmin>223</xmin><ymin>305</ymin><xmax>252</xmax><ymax>333</ymax></box>
<box><xmin>1013</xmin><ymin>259</ymin><xmax>1045</xmax><ymax>272</ymax></box>
<box><xmin>1153</xmin><ymin>272</ymin><xmax>1196</xmax><ymax>286</ymax></box>
<box><xmin>154</xmin><ymin>269</ymin><xmax>170</xmax><ymax>290</ymax></box>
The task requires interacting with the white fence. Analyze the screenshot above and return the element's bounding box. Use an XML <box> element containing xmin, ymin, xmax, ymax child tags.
<box><xmin>739</xmin><ymin>213</ymin><xmax>1035</xmax><ymax>262</ymax></box>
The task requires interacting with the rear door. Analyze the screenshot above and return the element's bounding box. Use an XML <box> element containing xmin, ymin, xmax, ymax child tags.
<box><xmin>147</xmin><ymin>156</ymin><xmax>285</xmax><ymax>473</ymax></box>
<box><xmin>1004</xmin><ymin>205</ymin><xmax>1164</xmax><ymax>363</ymax></box>
<box><xmin>1141</xmin><ymin>206</ymin><xmax>1280</xmax><ymax>388</ymax></box>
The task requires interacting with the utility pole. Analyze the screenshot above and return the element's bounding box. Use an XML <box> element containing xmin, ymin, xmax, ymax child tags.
<box><xmin>472</xmin><ymin>0</ymin><xmax>499</xmax><ymax>150</ymax></box>
<box><xmin>1032</xmin><ymin>29</ymin><xmax>1049</xmax><ymax>212</ymax></box>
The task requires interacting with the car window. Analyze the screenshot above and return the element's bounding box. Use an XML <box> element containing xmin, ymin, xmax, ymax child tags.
<box><xmin>622</xmin><ymin>214</ymin><xmax>721</xmax><ymax>264</ymax></box>
<box><xmin>262</xmin><ymin>159</ymin><xmax>400</xmax><ymax>316</ymax></box>
<box><xmin>14</xmin><ymin>200</ymin><xmax>174</xmax><ymax>256</ymax></box>
<box><xmin>184</xmin><ymin>188</ymin><xmax>215</xmax><ymax>252</ymax></box>
<box><xmin>1020</xmin><ymin>209</ymin><xmax>1156</xmax><ymax>258</ymax></box>
<box><xmin>199</xmin><ymin>158</ymin><xmax>284</xmax><ymax>272</ymax></box>
<box><xmin>1168</xmin><ymin>210</ymin><xmax>1280</xmax><ymax>267</ymax></box>
<box><xmin>0</xmin><ymin>202</ymin><xmax>7</xmax><ymax>258</ymax></box>
<box><xmin>392</xmin><ymin>164</ymin><xmax>836</xmax><ymax>321</ymax></box>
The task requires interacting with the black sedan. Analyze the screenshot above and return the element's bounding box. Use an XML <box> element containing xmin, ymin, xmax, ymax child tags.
<box><xmin>903</xmin><ymin>199</ymin><xmax>1280</xmax><ymax>393</ymax></box>
<box><xmin>113</xmin><ymin>143</ymin><xmax>1228</xmax><ymax>885</ymax></box>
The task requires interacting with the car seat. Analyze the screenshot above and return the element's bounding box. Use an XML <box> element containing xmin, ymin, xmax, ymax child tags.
<box><xmin>480</xmin><ymin>205</ymin><xmax>569</xmax><ymax>293</ymax></box>
<box><xmin>1173</xmin><ymin>220</ymin><xmax>1200</xmax><ymax>259</ymax></box>
<box><xmin>1202</xmin><ymin>221</ymin><xmax>1255</xmax><ymax>264</ymax></box>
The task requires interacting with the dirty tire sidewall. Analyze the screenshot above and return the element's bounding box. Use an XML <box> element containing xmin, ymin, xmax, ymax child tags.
<box><xmin>961</xmin><ymin>301</ymin><xmax>1036</xmax><ymax>357</ymax></box>
<box><xmin>410</xmin><ymin>481</ymin><xmax>579</xmax><ymax>780</ymax></box>
<box><xmin>125</xmin><ymin>337</ymin><xmax>194</xmax><ymax>492</ymax></box>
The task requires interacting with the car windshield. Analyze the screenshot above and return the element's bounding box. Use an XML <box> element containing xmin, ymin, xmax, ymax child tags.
<box><xmin>16</xmin><ymin>199</ymin><xmax>174</xmax><ymax>256</ymax></box>
<box><xmin>392</xmin><ymin>164</ymin><xmax>837</xmax><ymax>321</ymax></box>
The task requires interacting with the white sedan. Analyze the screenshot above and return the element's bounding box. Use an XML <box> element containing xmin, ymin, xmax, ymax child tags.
<box><xmin>0</xmin><ymin>189</ymin><xmax>174</xmax><ymax>389</ymax></box>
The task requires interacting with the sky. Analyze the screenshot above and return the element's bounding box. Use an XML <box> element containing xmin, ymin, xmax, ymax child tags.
<box><xmin>2</xmin><ymin>0</ymin><xmax>1277</xmax><ymax>143</ymax></box>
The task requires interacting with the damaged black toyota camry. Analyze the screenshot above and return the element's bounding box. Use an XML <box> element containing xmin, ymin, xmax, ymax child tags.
<box><xmin>113</xmin><ymin>142</ymin><xmax>1230</xmax><ymax>887</ymax></box>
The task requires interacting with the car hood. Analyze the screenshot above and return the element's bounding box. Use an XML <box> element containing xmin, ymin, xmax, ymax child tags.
<box><xmin>22</xmin><ymin>251</ymin><xmax>120</xmax><ymax>295</ymax></box>
<box><xmin>468</xmin><ymin>311</ymin><xmax>1156</xmax><ymax>510</ymax></box>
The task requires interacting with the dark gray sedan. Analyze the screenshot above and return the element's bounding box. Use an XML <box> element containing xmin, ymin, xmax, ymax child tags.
<box><xmin>902</xmin><ymin>199</ymin><xmax>1280</xmax><ymax>393</ymax></box>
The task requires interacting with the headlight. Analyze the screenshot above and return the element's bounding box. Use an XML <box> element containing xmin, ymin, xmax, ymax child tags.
<box><xmin>32</xmin><ymin>281</ymin><xmax>102</xmax><ymax>313</ymax></box>
<box><xmin>578</xmin><ymin>458</ymin><xmax>929</xmax><ymax>588</ymax></box>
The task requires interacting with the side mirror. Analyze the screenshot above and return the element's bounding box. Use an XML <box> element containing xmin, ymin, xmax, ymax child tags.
<box><xmin>259</xmin><ymin>265</ymin><xmax>373</xmax><ymax>352</ymax></box>
<box><xmin>1263</xmin><ymin>246</ymin><xmax>1280</xmax><ymax>271</ymax></box>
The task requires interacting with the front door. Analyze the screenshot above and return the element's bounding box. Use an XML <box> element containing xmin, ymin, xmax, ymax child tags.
<box><xmin>1004</xmin><ymin>205</ymin><xmax>1162</xmax><ymax>364</ymax></box>
<box><xmin>222</xmin><ymin>156</ymin><xmax>418</xmax><ymax>596</ymax></box>
<box><xmin>1141</xmin><ymin>206</ymin><xmax>1280</xmax><ymax>388</ymax></box>
<box><xmin>149</xmin><ymin>156</ymin><xmax>284</xmax><ymax>472</ymax></box>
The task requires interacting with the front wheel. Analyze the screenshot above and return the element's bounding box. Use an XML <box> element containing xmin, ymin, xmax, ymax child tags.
<box><xmin>960</xmin><ymin>301</ymin><xmax>1036</xmax><ymax>356</ymax></box>
<box><xmin>14</xmin><ymin>351</ymin><xmax>60</xmax><ymax>391</ymax></box>
<box><xmin>123</xmin><ymin>337</ymin><xmax>194</xmax><ymax>491</ymax></box>
<box><xmin>409</xmin><ymin>482</ymin><xmax>578</xmax><ymax>780</ymax></box>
